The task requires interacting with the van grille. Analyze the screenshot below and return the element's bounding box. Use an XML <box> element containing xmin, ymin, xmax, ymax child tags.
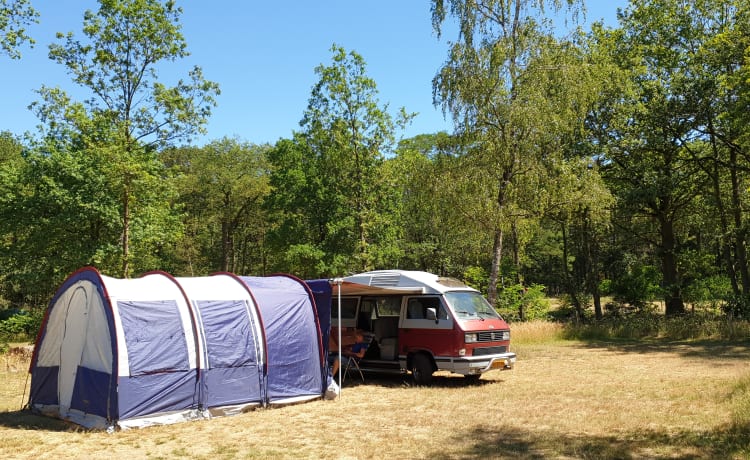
<box><xmin>476</xmin><ymin>330</ymin><xmax>510</xmax><ymax>342</ymax></box>
<box><xmin>473</xmin><ymin>346</ymin><xmax>508</xmax><ymax>356</ymax></box>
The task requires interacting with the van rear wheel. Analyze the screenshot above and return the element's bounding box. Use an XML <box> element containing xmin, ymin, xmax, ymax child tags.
<box><xmin>411</xmin><ymin>354</ymin><xmax>433</xmax><ymax>386</ymax></box>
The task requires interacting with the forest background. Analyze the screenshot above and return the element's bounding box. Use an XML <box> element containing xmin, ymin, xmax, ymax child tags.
<box><xmin>1</xmin><ymin>0</ymin><xmax>750</xmax><ymax>344</ymax></box>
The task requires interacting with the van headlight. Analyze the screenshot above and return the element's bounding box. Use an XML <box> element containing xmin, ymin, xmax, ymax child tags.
<box><xmin>465</xmin><ymin>333</ymin><xmax>478</xmax><ymax>343</ymax></box>
<box><xmin>502</xmin><ymin>331</ymin><xmax>510</xmax><ymax>340</ymax></box>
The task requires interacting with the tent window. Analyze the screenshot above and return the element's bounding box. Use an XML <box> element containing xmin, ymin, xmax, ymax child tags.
<box><xmin>118</xmin><ymin>300</ymin><xmax>189</xmax><ymax>375</ymax></box>
<box><xmin>196</xmin><ymin>300</ymin><xmax>257</xmax><ymax>368</ymax></box>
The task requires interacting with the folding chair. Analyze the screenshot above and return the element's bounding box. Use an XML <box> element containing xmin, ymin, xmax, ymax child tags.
<box><xmin>342</xmin><ymin>342</ymin><xmax>368</xmax><ymax>382</ymax></box>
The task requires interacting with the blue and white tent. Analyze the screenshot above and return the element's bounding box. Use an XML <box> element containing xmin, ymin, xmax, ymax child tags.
<box><xmin>28</xmin><ymin>267</ymin><xmax>327</xmax><ymax>430</ymax></box>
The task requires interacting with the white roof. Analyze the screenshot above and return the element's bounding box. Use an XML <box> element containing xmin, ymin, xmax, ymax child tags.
<box><xmin>340</xmin><ymin>270</ymin><xmax>477</xmax><ymax>295</ymax></box>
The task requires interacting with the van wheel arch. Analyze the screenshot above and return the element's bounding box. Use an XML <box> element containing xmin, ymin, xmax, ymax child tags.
<box><xmin>409</xmin><ymin>352</ymin><xmax>435</xmax><ymax>386</ymax></box>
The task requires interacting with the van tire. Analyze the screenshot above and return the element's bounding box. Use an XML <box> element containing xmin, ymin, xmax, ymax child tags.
<box><xmin>411</xmin><ymin>354</ymin><xmax>434</xmax><ymax>386</ymax></box>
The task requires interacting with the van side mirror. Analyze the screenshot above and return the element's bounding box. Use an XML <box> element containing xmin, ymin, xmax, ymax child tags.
<box><xmin>426</xmin><ymin>307</ymin><xmax>438</xmax><ymax>322</ymax></box>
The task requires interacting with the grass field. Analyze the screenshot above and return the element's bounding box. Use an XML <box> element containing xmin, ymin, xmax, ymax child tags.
<box><xmin>2</xmin><ymin>323</ymin><xmax>750</xmax><ymax>459</ymax></box>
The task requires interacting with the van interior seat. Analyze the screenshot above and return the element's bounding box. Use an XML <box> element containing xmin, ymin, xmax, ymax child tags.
<box><xmin>372</xmin><ymin>317</ymin><xmax>398</xmax><ymax>340</ymax></box>
<box><xmin>372</xmin><ymin>317</ymin><xmax>399</xmax><ymax>360</ymax></box>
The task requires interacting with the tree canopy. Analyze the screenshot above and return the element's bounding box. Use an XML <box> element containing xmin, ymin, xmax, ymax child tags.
<box><xmin>2</xmin><ymin>0</ymin><xmax>750</xmax><ymax>326</ymax></box>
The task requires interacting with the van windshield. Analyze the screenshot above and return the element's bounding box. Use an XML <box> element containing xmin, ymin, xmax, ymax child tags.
<box><xmin>445</xmin><ymin>291</ymin><xmax>501</xmax><ymax>320</ymax></box>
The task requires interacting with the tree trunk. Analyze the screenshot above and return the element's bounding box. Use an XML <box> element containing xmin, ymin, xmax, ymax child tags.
<box><xmin>561</xmin><ymin>222</ymin><xmax>583</xmax><ymax>321</ymax></box>
<box><xmin>487</xmin><ymin>227</ymin><xmax>503</xmax><ymax>306</ymax></box>
<box><xmin>730</xmin><ymin>148</ymin><xmax>750</xmax><ymax>296</ymax></box>
<box><xmin>121</xmin><ymin>183</ymin><xmax>130</xmax><ymax>278</ymax></box>
<box><xmin>593</xmin><ymin>285</ymin><xmax>603</xmax><ymax>320</ymax></box>
<box><xmin>511</xmin><ymin>220</ymin><xmax>522</xmax><ymax>285</ymax></box>
<box><xmin>659</xmin><ymin>216</ymin><xmax>685</xmax><ymax>316</ymax></box>
<box><xmin>221</xmin><ymin>220</ymin><xmax>232</xmax><ymax>272</ymax></box>
<box><xmin>707</xmin><ymin>122</ymin><xmax>740</xmax><ymax>295</ymax></box>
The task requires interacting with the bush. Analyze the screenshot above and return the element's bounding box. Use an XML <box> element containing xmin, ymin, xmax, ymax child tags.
<box><xmin>560</xmin><ymin>308</ymin><xmax>750</xmax><ymax>341</ymax></box>
<box><xmin>723</xmin><ymin>295</ymin><xmax>750</xmax><ymax>320</ymax></box>
<box><xmin>610</xmin><ymin>264</ymin><xmax>662</xmax><ymax>308</ymax></box>
<box><xmin>497</xmin><ymin>284</ymin><xmax>550</xmax><ymax>322</ymax></box>
<box><xmin>0</xmin><ymin>309</ymin><xmax>43</xmax><ymax>351</ymax></box>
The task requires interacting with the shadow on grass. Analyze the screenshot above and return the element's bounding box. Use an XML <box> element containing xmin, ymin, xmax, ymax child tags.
<box><xmin>0</xmin><ymin>409</ymin><xmax>73</xmax><ymax>431</ymax></box>
<box><xmin>571</xmin><ymin>337</ymin><xmax>750</xmax><ymax>362</ymax></box>
<box><xmin>352</xmin><ymin>371</ymin><xmax>504</xmax><ymax>389</ymax></box>
<box><xmin>433</xmin><ymin>422</ymin><xmax>750</xmax><ymax>459</ymax></box>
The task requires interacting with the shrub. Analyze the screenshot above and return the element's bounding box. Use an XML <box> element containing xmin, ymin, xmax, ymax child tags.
<box><xmin>560</xmin><ymin>308</ymin><xmax>750</xmax><ymax>341</ymax></box>
<box><xmin>723</xmin><ymin>295</ymin><xmax>750</xmax><ymax>320</ymax></box>
<box><xmin>0</xmin><ymin>308</ymin><xmax>43</xmax><ymax>344</ymax></box>
<box><xmin>497</xmin><ymin>283</ymin><xmax>550</xmax><ymax>321</ymax></box>
<box><xmin>462</xmin><ymin>266</ymin><xmax>488</xmax><ymax>293</ymax></box>
<box><xmin>610</xmin><ymin>264</ymin><xmax>662</xmax><ymax>308</ymax></box>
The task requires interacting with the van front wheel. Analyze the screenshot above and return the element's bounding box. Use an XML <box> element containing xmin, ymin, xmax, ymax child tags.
<box><xmin>411</xmin><ymin>354</ymin><xmax>433</xmax><ymax>386</ymax></box>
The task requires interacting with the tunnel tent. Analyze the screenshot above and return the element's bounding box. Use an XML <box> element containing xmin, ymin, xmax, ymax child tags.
<box><xmin>28</xmin><ymin>267</ymin><xmax>326</xmax><ymax>430</ymax></box>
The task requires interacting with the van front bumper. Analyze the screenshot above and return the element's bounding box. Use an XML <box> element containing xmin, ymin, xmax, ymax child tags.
<box><xmin>434</xmin><ymin>352</ymin><xmax>517</xmax><ymax>375</ymax></box>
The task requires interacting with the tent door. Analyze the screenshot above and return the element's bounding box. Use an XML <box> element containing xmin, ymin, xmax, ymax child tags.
<box><xmin>58</xmin><ymin>286</ymin><xmax>90</xmax><ymax>416</ymax></box>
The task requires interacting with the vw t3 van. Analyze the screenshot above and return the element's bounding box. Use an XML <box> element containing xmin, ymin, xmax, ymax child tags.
<box><xmin>331</xmin><ymin>270</ymin><xmax>515</xmax><ymax>385</ymax></box>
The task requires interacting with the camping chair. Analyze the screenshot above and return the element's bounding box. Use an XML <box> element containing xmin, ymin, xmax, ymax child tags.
<box><xmin>343</xmin><ymin>341</ymin><xmax>369</xmax><ymax>382</ymax></box>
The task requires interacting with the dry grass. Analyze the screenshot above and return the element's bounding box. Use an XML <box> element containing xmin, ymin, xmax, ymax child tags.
<box><xmin>2</xmin><ymin>337</ymin><xmax>750</xmax><ymax>459</ymax></box>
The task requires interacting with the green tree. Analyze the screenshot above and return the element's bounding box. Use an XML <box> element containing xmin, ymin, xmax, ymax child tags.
<box><xmin>263</xmin><ymin>135</ymin><xmax>324</xmax><ymax>277</ymax></box>
<box><xmin>31</xmin><ymin>0</ymin><xmax>219</xmax><ymax>277</ymax></box>
<box><xmin>389</xmin><ymin>132</ymin><xmax>486</xmax><ymax>274</ymax></box>
<box><xmin>685</xmin><ymin>0</ymin><xmax>750</xmax><ymax>300</ymax></box>
<box><xmin>0</xmin><ymin>0</ymin><xmax>38</xmax><ymax>59</ymax></box>
<box><xmin>591</xmin><ymin>0</ymin><xmax>727</xmax><ymax>316</ymax></box>
<box><xmin>269</xmin><ymin>44</ymin><xmax>407</xmax><ymax>276</ymax></box>
<box><xmin>165</xmin><ymin>138</ymin><xmax>272</xmax><ymax>275</ymax></box>
<box><xmin>430</xmin><ymin>0</ymin><xmax>590</xmax><ymax>304</ymax></box>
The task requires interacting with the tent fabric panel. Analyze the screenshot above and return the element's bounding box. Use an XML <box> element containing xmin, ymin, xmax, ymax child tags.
<box><xmin>58</xmin><ymin>285</ymin><xmax>91</xmax><ymax>414</ymax></box>
<box><xmin>240</xmin><ymin>276</ymin><xmax>323</xmax><ymax>401</ymax></box>
<box><xmin>172</xmin><ymin>274</ymin><xmax>265</xmax><ymax>374</ymax></box>
<box><xmin>33</xmin><ymin>268</ymin><xmax>108</xmax><ymax>370</ymax></box>
<box><xmin>203</xmin><ymin>366</ymin><xmax>263</xmax><ymax>408</ymax></box>
<box><xmin>30</xmin><ymin>366</ymin><xmax>59</xmax><ymax>406</ymax></box>
<box><xmin>118</xmin><ymin>300</ymin><xmax>190</xmax><ymax>375</ymax></box>
<box><xmin>197</xmin><ymin>300</ymin><xmax>258</xmax><ymax>368</ymax></box>
<box><xmin>118</xmin><ymin>372</ymin><xmax>199</xmax><ymax>420</ymax></box>
<box><xmin>69</xmin><ymin>366</ymin><xmax>112</xmax><ymax>417</ymax></box>
<box><xmin>34</xmin><ymin>278</ymin><xmax>108</xmax><ymax>368</ymax></box>
<box><xmin>305</xmin><ymin>280</ymin><xmax>332</xmax><ymax>356</ymax></box>
<box><xmin>266</xmin><ymin>360</ymin><xmax>323</xmax><ymax>403</ymax></box>
<box><xmin>79</xmin><ymin>291</ymin><xmax>114</xmax><ymax>374</ymax></box>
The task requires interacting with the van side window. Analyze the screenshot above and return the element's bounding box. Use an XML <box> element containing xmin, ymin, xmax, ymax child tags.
<box><xmin>407</xmin><ymin>299</ymin><xmax>425</xmax><ymax>319</ymax></box>
<box><xmin>407</xmin><ymin>297</ymin><xmax>447</xmax><ymax>320</ymax></box>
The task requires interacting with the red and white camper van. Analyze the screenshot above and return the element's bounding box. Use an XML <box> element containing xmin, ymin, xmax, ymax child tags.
<box><xmin>331</xmin><ymin>270</ymin><xmax>515</xmax><ymax>385</ymax></box>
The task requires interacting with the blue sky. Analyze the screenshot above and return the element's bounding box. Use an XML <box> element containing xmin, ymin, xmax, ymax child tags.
<box><xmin>1</xmin><ymin>1</ymin><xmax>627</xmax><ymax>146</ymax></box>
